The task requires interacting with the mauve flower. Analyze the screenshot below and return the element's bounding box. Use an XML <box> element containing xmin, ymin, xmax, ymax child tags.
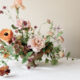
<box><xmin>34</xmin><ymin>26</ymin><xmax>37</xmax><ymax>29</ymax></box>
<box><xmin>12</xmin><ymin>37</ymin><xmax>16</xmax><ymax>42</ymax></box>
<box><xmin>0</xmin><ymin>10</ymin><xmax>3</xmax><ymax>14</ymax></box>
<box><xmin>12</xmin><ymin>0</ymin><xmax>25</xmax><ymax>9</ymax></box>
<box><xmin>23</xmin><ymin>21</ymin><xmax>27</xmax><ymax>26</ymax></box>
<box><xmin>15</xmin><ymin>29</ymin><xmax>18</xmax><ymax>33</ymax></box>
<box><xmin>28</xmin><ymin>36</ymin><xmax>45</xmax><ymax>53</ymax></box>
<box><xmin>3</xmin><ymin>6</ymin><xmax>6</xmax><ymax>9</ymax></box>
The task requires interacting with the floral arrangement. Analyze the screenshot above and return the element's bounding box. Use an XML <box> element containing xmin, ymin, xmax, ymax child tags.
<box><xmin>0</xmin><ymin>0</ymin><xmax>70</xmax><ymax>76</ymax></box>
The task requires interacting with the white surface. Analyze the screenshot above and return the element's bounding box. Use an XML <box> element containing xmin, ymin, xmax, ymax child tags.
<box><xmin>0</xmin><ymin>58</ymin><xmax>80</xmax><ymax>80</ymax></box>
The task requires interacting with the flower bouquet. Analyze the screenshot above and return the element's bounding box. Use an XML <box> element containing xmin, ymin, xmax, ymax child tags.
<box><xmin>0</xmin><ymin>0</ymin><xmax>70</xmax><ymax>76</ymax></box>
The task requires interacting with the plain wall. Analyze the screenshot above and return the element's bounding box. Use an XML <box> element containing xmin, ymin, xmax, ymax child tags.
<box><xmin>0</xmin><ymin>0</ymin><xmax>80</xmax><ymax>58</ymax></box>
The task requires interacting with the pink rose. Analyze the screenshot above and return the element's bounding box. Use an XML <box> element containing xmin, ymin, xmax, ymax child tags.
<box><xmin>28</xmin><ymin>36</ymin><xmax>45</xmax><ymax>53</ymax></box>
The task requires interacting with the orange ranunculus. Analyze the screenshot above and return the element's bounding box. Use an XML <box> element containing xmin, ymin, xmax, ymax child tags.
<box><xmin>0</xmin><ymin>29</ymin><xmax>13</xmax><ymax>42</ymax></box>
<box><xmin>12</xmin><ymin>0</ymin><xmax>25</xmax><ymax>9</ymax></box>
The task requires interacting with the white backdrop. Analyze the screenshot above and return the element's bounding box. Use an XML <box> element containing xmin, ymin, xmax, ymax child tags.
<box><xmin>0</xmin><ymin>0</ymin><xmax>80</xmax><ymax>58</ymax></box>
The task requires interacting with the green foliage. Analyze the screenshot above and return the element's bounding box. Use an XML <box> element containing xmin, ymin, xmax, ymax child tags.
<box><xmin>53</xmin><ymin>46</ymin><xmax>61</xmax><ymax>54</ymax></box>
<box><xmin>4</xmin><ymin>45</ymin><xmax>14</xmax><ymax>55</ymax></box>
<box><xmin>45</xmin><ymin>58</ymin><xmax>49</xmax><ymax>63</ymax></box>
<box><xmin>14</xmin><ymin>54</ymin><xmax>19</xmax><ymax>61</ymax></box>
<box><xmin>57</xmin><ymin>31</ymin><xmax>63</xmax><ymax>38</ymax></box>
<box><xmin>21</xmin><ymin>28</ymin><xmax>29</xmax><ymax>44</ymax></box>
<box><xmin>66</xmin><ymin>52</ymin><xmax>71</xmax><ymax>60</ymax></box>
<box><xmin>11</xmin><ymin>24</ymin><xmax>18</xmax><ymax>29</ymax></box>
<box><xmin>0</xmin><ymin>60</ymin><xmax>7</xmax><ymax>66</ymax></box>
<box><xmin>45</xmin><ymin>36</ymin><xmax>50</xmax><ymax>42</ymax></box>
<box><xmin>51</xmin><ymin>58</ymin><xmax>58</xmax><ymax>65</ymax></box>
<box><xmin>0</xmin><ymin>40</ymin><xmax>7</xmax><ymax>46</ymax></box>
<box><xmin>38</xmin><ymin>57</ymin><xmax>42</xmax><ymax>61</ymax></box>
<box><xmin>22</xmin><ymin>51</ymin><xmax>33</xmax><ymax>64</ymax></box>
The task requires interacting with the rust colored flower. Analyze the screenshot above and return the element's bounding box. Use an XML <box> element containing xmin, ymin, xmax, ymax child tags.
<box><xmin>3</xmin><ymin>53</ymin><xmax>10</xmax><ymax>58</ymax></box>
<box><xmin>12</xmin><ymin>0</ymin><xmax>25</xmax><ymax>9</ymax></box>
<box><xmin>47</xmin><ymin>19</ymin><xmax>51</xmax><ymax>24</ymax></box>
<box><xmin>0</xmin><ymin>29</ymin><xmax>13</xmax><ymax>42</ymax></box>
<box><xmin>0</xmin><ymin>66</ymin><xmax>10</xmax><ymax>76</ymax></box>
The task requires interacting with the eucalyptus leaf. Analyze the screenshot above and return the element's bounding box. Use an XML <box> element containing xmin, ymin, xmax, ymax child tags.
<box><xmin>66</xmin><ymin>52</ymin><xmax>71</xmax><ymax>60</ymax></box>
<box><xmin>57</xmin><ymin>32</ymin><xmax>63</xmax><ymax>38</ymax></box>
<box><xmin>11</xmin><ymin>24</ymin><xmax>18</xmax><ymax>29</ymax></box>
<box><xmin>22</xmin><ymin>51</ymin><xmax>33</xmax><ymax>64</ymax></box>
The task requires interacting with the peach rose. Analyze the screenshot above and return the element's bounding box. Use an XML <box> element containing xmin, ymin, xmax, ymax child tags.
<box><xmin>28</xmin><ymin>36</ymin><xmax>45</xmax><ymax>53</ymax></box>
<box><xmin>12</xmin><ymin>0</ymin><xmax>25</xmax><ymax>9</ymax></box>
<box><xmin>58</xmin><ymin>36</ymin><xmax>64</xmax><ymax>43</ymax></box>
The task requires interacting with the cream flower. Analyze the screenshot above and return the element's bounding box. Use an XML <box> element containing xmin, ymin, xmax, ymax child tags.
<box><xmin>28</xmin><ymin>36</ymin><xmax>45</xmax><ymax>53</ymax></box>
<box><xmin>59</xmin><ymin>51</ymin><xmax>64</xmax><ymax>57</ymax></box>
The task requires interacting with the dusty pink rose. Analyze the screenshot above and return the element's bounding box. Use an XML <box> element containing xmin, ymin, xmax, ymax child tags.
<box><xmin>12</xmin><ymin>0</ymin><xmax>25</xmax><ymax>9</ymax></box>
<box><xmin>28</xmin><ymin>36</ymin><xmax>45</xmax><ymax>53</ymax></box>
<box><xmin>16</xmin><ymin>19</ymin><xmax>28</xmax><ymax>29</ymax></box>
<box><xmin>17</xmin><ymin>19</ymin><xmax>23</xmax><ymax>28</ymax></box>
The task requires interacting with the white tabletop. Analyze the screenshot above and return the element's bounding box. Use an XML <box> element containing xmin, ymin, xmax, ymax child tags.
<box><xmin>0</xmin><ymin>58</ymin><xmax>80</xmax><ymax>80</ymax></box>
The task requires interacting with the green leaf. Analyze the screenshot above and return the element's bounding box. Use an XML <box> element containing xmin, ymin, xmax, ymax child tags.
<box><xmin>45</xmin><ymin>58</ymin><xmax>49</xmax><ymax>63</ymax></box>
<box><xmin>0</xmin><ymin>39</ymin><xmax>7</xmax><ymax>46</ymax></box>
<box><xmin>66</xmin><ymin>52</ymin><xmax>71</xmax><ymax>60</ymax></box>
<box><xmin>14</xmin><ymin>54</ymin><xmax>19</xmax><ymax>61</ymax></box>
<box><xmin>46</xmin><ymin>36</ymin><xmax>50</xmax><ymax>42</ymax></box>
<box><xmin>0</xmin><ymin>60</ymin><xmax>7</xmax><ymax>65</ymax></box>
<box><xmin>27</xmin><ymin>52</ymin><xmax>33</xmax><ymax>57</ymax></box>
<box><xmin>51</xmin><ymin>59</ymin><xmax>58</xmax><ymax>65</ymax></box>
<box><xmin>22</xmin><ymin>57</ymin><xmax>28</xmax><ymax>64</ymax></box>
<box><xmin>53</xmin><ymin>46</ymin><xmax>61</xmax><ymax>53</ymax></box>
<box><xmin>38</xmin><ymin>57</ymin><xmax>42</xmax><ymax>61</ymax></box>
<box><xmin>11</xmin><ymin>24</ymin><xmax>18</xmax><ymax>29</ymax></box>
<box><xmin>57</xmin><ymin>32</ymin><xmax>63</xmax><ymax>38</ymax></box>
<box><xmin>4</xmin><ymin>45</ymin><xmax>13</xmax><ymax>55</ymax></box>
<box><xmin>22</xmin><ymin>51</ymin><xmax>33</xmax><ymax>64</ymax></box>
